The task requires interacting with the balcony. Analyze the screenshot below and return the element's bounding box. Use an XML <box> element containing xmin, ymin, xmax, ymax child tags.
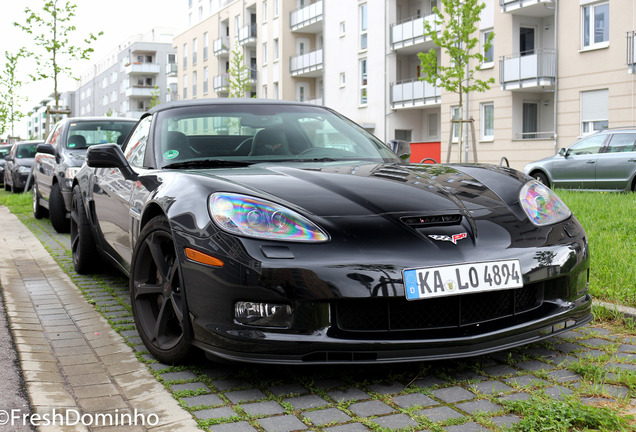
<box><xmin>499</xmin><ymin>0</ymin><xmax>555</xmax><ymax>16</ymax></box>
<box><xmin>213</xmin><ymin>36</ymin><xmax>230</xmax><ymax>57</ymax></box>
<box><xmin>290</xmin><ymin>1</ymin><xmax>323</xmax><ymax>33</ymax></box>
<box><xmin>213</xmin><ymin>74</ymin><xmax>229</xmax><ymax>93</ymax></box>
<box><xmin>125</xmin><ymin>86</ymin><xmax>154</xmax><ymax>98</ymax></box>
<box><xmin>628</xmin><ymin>31</ymin><xmax>636</xmax><ymax>73</ymax></box>
<box><xmin>300</xmin><ymin>98</ymin><xmax>323</xmax><ymax>105</ymax></box>
<box><xmin>125</xmin><ymin>62</ymin><xmax>160</xmax><ymax>75</ymax></box>
<box><xmin>290</xmin><ymin>49</ymin><xmax>323</xmax><ymax>77</ymax></box>
<box><xmin>390</xmin><ymin>79</ymin><xmax>441</xmax><ymax>109</ymax></box>
<box><xmin>499</xmin><ymin>49</ymin><xmax>556</xmax><ymax>91</ymax></box>
<box><xmin>238</xmin><ymin>24</ymin><xmax>257</xmax><ymax>47</ymax></box>
<box><xmin>391</xmin><ymin>14</ymin><xmax>439</xmax><ymax>54</ymax></box>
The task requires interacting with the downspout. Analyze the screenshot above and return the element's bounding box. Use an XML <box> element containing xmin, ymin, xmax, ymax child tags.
<box><xmin>553</xmin><ymin>1</ymin><xmax>558</xmax><ymax>155</ymax></box>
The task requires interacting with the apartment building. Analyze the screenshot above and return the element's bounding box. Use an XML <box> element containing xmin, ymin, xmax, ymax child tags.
<box><xmin>175</xmin><ymin>0</ymin><xmax>636</xmax><ymax>170</ymax></box>
<box><xmin>26</xmin><ymin>92</ymin><xmax>75</xmax><ymax>139</ymax></box>
<box><xmin>75</xmin><ymin>28</ymin><xmax>178</xmax><ymax>119</ymax></box>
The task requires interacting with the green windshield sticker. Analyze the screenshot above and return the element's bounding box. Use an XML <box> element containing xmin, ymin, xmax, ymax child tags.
<box><xmin>164</xmin><ymin>150</ymin><xmax>179</xmax><ymax>160</ymax></box>
<box><xmin>68</xmin><ymin>142</ymin><xmax>76</xmax><ymax>148</ymax></box>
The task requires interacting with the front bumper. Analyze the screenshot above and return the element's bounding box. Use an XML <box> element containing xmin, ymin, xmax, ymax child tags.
<box><xmin>175</xmin><ymin>218</ymin><xmax>592</xmax><ymax>364</ymax></box>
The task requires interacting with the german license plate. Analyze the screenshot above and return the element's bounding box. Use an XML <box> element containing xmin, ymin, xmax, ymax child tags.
<box><xmin>404</xmin><ymin>260</ymin><xmax>523</xmax><ymax>301</ymax></box>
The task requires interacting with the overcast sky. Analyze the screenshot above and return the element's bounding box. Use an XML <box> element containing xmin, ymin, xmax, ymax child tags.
<box><xmin>0</xmin><ymin>0</ymin><xmax>185</xmax><ymax>135</ymax></box>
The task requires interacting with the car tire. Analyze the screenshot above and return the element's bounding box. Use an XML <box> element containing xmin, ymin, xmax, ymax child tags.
<box><xmin>70</xmin><ymin>186</ymin><xmax>97</xmax><ymax>274</ymax></box>
<box><xmin>32</xmin><ymin>182</ymin><xmax>48</xmax><ymax>219</ymax></box>
<box><xmin>49</xmin><ymin>182</ymin><xmax>70</xmax><ymax>233</ymax></box>
<box><xmin>533</xmin><ymin>172</ymin><xmax>550</xmax><ymax>188</ymax></box>
<box><xmin>130</xmin><ymin>216</ymin><xmax>192</xmax><ymax>363</ymax></box>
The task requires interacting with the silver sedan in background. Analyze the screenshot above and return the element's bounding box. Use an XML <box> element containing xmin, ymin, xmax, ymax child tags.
<box><xmin>524</xmin><ymin>128</ymin><xmax>636</xmax><ymax>192</ymax></box>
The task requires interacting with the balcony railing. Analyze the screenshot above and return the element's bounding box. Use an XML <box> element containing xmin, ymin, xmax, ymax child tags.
<box><xmin>213</xmin><ymin>74</ymin><xmax>229</xmax><ymax>93</ymax></box>
<box><xmin>125</xmin><ymin>63</ymin><xmax>160</xmax><ymax>75</ymax></box>
<box><xmin>499</xmin><ymin>0</ymin><xmax>555</xmax><ymax>15</ymax></box>
<box><xmin>628</xmin><ymin>31</ymin><xmax>636</xmax><ymax>73</ymax></box>
<box><xmin>213</xmin><ymin>36</ymin><xmax>230</xmax><ymax>56</ymax></box>
<box><xmin>514</xmin><ymin>131</ymin><xmax>554</xmax><ymax>140</ymax></box>
<box><xmin>390</xmin><ymin>78</ymin><xmax>441</xmax><ymax>108</ymax></box>
<box><xmin>125</xmin><ymin>86</ymin><xmax>154</xmax><ymax>98</ymax></box>
<box><xmin>238</xmin><ymin>24</ymin><xmax>257</xmax><ymax>46</ymax></box>
<box><xmin>390</xmin><ymin>14</ymin><xmax>438</xmax><ymax>51</ymax></box>
<box><xmin>499</xmin><ymin>48</ymin><xmax>556</xmax><ymax>90</ymax></box>
<box><xmin>290</xmin><ymin>1</ymin><xmax>323</xmax><ymax>32</ymax></box>
<box><xmin>167</xmin><ymin>63</ymin><xmax>178</xmax><ymax>77</ymax></box>
<box><xmin>290</xmin><ymin>49</ymin><xmax>323</xmax><ymax>77</ymax></box>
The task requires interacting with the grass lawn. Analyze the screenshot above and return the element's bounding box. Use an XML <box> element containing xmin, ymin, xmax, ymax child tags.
<box><xmin>556</xmin><ymin>190</ymin><xmax>636</xmax><ymax>308</ymax></box>
<box><xmin>2</xmin><ymin>189</ymin><xmax>635</xmax><ymax>308</ymax></box>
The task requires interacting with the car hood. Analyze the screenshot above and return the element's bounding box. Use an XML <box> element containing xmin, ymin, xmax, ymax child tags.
<box><xmin>184</xmin><ymin>162</ymin><xmax>529</xmax><ymax>219</ymax></box>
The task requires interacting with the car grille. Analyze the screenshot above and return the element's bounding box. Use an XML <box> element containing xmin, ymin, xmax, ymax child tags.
<box><xmin>334</xmin><ymin>282</ymin><xmax>545</xmax><ymax>335</ymax></box>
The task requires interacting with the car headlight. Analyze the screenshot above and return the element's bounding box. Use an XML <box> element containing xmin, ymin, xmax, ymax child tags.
<box><xmin>209</xmin><ymin>193</ymin><xmax>329</xmax><ymax>242</ymax></box>
<box><xmin>18</xmin><ymin>166</ymin><xmax>32</xmax><ymax>174</ymax></box>
<box><xmin>519</xmin><ymin>180</ymin><xmax>571</xmax><ymax>226</ymax></box>
<box><xmin>65</xmin><ymin>167</ymin><xmax>82</xmax><ymax>180</ymax></box>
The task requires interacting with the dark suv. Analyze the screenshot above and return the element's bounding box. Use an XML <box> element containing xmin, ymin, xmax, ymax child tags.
<box><xmin>33</xmin><ymin>117</ymin><xmax>136</xmax><ymax>232</ymax></box>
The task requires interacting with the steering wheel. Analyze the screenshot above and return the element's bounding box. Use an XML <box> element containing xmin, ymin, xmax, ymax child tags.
<box><xmin>232</xmin><ymin>138</ymin><xmax>253</xmax><ymax>156</ymax></box>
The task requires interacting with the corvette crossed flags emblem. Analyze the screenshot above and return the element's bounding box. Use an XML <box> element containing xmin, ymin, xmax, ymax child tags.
<box><xmin>428</xmin><ymin>233</ymin><xmax>467</xmax><ymax>245</ymax></box>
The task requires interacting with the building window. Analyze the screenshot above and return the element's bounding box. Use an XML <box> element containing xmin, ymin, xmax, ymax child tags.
<box><xmin>203</xmin><ymin>67</ymin><xmax>208</xmax><ymax>94</ymax></box>
<box><xmin>183</xmin><ymin>43</ymin><xmax>188</xmax><ymax>68</ymax></box>
<box><xmin>203</xmin><ymin>32</ymin><xmax>209</xmax><ymax>60</ymax></box>
<box><xmin>582</xmin><ymin>2</ymin><xmax>609</xmax><ymax>49</ymax></box>
<box><xmin>235</xmin><ymin>15</ymin><xmax>240</xmax><ymax>36</ymax></box>
<box><xmin>339</xmin><ymin>72</ymin><xmax>345</xmax><ymax>87</ymax></box>
<box><xmin>428</xmin><ymin>113</ymin><xmax>438</xmax><ymax>139</ymax></box>
<box><xmin>262</xmin><ymin>42</ymin><xmax>268</xmax><ymax>65</ymax></box>
<box><xmin>359</xmin><ymin>3</ymin><xmax>368</xmax><ymax>50</ymax></box>
<box><xmin>263</xmin><ymin>1</ymin><xmax>267</xmax><ymax>22</ymax></box>
<box><xmin>274</xmin><ymin>82</ymin><xmax>279</xmax><ymax>99</ymax></box>
<box><xmin>482</xmin><ymin>29</ymin><xmax>493</xmax><ymax>66</ymax></box>
<box><xmin>522</xmin><ymin>102</ymin><xmax>538</xmax><ymax>139</ymax></box>
<box><xmin>481</xmin><ymin>103</ymin><xmax>494</xmax><ymax>141</ymax></box>
<box><xmin>581</xmin><ymin>89</ymin><xmax>609</xmax><ymax>134</ymax></box>
<box><xmin>192</xmin><ymin>71</ymin><xmax>198</xmax><ymax>98</ymax></box>
<box><xmin>451</xmin><ymin>106</ymin><xmax>461</xmax><ymax>142</ymax></box>
<box><xmin>198</xmin><ymin>6</ymin><xmax>203</xmax><ymax>20</ymax></box>
<box><xmin>192</xmin><ymin>38</ymin><xmax>198</xmax><ymax>66</ymax></box>
<box><xmin>274</xmin><ymin>0</ymin><xmax>279</xmax><ymax>17</ymax></box>
<box><xmin>274</xmin><ymin>39</ymin><xmax>279</xmax><ymax>61</ymax></box>
<box><xmin>360</xmin><ymin>59</ymin><xmax>367</xmax><ymax>105</ymax></box>
<box><xmin>183</xmin><ymin>74</ymin><xmax>188</xmax><ymax>99</ymax></box>
<box><xmin>262</xmin><ymin>84</ymin><xmax>267</xmax><ymax>98</ymax></box>
<box><xmin>340</xmin><ymin>21</ymin><xmax>346</xmax><ymax>36</ymax></box>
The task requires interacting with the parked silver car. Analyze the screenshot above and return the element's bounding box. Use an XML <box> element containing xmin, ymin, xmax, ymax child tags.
<box><xmin>524</xmin><ymin>128</ymin><xmax>636</xmax><ymax>191</ymax></box>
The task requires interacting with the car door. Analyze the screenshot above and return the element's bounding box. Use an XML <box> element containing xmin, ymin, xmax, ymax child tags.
<box><xmin>550</xmin><ymin>134</ymin><xmax>607</xmax><ymax>189</ymax></box>
<box><xmin>35</xmin><ymin>122</ymin><xmax>64</xmax><ymax>201</ymax></box>
<box><xmin>90</xmin><ymin>116</ymin><xmax>151</xmax><ymax>270</ymax></box>
<box><xmin>595</xmin><ymin>132</ymin><xmax>636</xmax><ymax>190</ymax></box>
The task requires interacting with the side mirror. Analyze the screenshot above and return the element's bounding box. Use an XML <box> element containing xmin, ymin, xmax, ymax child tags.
<box><xmin>387</xmin><ymin>139</ymin><xmax>411</xmax><ymax>161</ymax></box>
<box><xmin>36</xmin><ymin>143</ymin><xmax>56</xmax><ymax>156</ymax></box>
<box><xmin>86</xmin><ymin>143</ymin><xmax>137</xmax><ymax>181</ymax></box>
<box><xmin>558</xmin><ymin>148</ymin><xmax>567</xmax><ymax>157</ymax></box>
<box><xmin>4</xmin><ymin>155</ymin><xmax>11</xmax><ymax>161</ymax></box>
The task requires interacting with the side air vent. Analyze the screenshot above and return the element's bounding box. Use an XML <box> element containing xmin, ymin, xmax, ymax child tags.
<box><xmin>401</xmin><ymin>214</ymin><xmax>462</xmax><ymax>228</ymax></box>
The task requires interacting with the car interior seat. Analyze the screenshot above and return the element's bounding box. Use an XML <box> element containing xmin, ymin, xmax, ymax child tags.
<box><xmin>164</xmin><ymin>131</ymin><xmax>194</xmax><ymax>160</ymax></box>
<box><xmin>67</xmin><ymin>135</ymin><xmax>87</xmax><ymax>149</ymax></box>
<box><xmin>249</xmin><ymin>126</ymin><xmax>290</xmax><ymax>156</ymax></box>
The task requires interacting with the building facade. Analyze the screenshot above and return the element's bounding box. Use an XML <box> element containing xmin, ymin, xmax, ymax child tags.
<box><xmin>75</xmin><ymin>28</ymin><xmax>178</xmax><ymax>119</ymax></box>
<box><xmin>26</xmin><ymin>92</ymin><xmax>75</xmax><ymax>140</ymax></box>
<box><xmin>175</xmin><ymin>0</ymin><xmax>636</xmax><ymax>170</ymax></box>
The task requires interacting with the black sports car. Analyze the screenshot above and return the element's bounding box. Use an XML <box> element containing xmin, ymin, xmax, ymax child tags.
<box><xmin>72</xmin><ymin>99</ymin><xmax>592</xmax><ymax>364</ymax></box>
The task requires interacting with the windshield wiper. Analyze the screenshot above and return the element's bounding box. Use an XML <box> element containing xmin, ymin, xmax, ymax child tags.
<box><xmin>163</xmin><ymin>159</ymin><xmax>255</xmax><ymax>169</ymax></box>
<box><xmin>295</xmin><ymin>157</ymin><xmax>339</xmax><ymax>162</ymax></box>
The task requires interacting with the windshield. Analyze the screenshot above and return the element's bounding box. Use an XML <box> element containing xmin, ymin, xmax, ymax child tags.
<box><xmin>0</xmin><ymin>147</ymin><xmax>11</xmax><ymax>158</ymax></box>
<box><xmin>65</xmin><ymin>120</ymin><xmax>136</xmax><ymax>149</ymax></box>
<box><xmin>15</xmin><ymin>144</ymin><xmax>38</xmax><ymax>158</ymax></box>
<box><xmin>155</xmin><ymin>103</ymin><xmax>400</xmax><ymax>167</ymax></box>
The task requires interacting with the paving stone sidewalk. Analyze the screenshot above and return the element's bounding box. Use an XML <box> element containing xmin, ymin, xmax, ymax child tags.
<box><xmin>0</xmin><ymin>207</ymin><xmax>199</xmax><ymax>432</ymax></box>
<box><xmin>1</xmin><ymin>204</ymin><xmax>635</xmax><ymax>431</ymax></box>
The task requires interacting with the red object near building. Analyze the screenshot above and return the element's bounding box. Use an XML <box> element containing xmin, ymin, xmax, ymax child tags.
<box><xmin>409</xmin><ymin>141</ymin><xmax>441</xmax><ymax>163</ymax></box>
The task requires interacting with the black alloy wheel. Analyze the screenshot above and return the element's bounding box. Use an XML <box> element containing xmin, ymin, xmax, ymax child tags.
<box><xmin>130</xmin><ymin>216</ymin><xmax>192</xmax><ymax>363</ymax></box>
<box><xmin>32</xmin><ymin>182</ymin><xmax>48</xmax><ymax>219</ymax></box>
<box><xmin>49</xmin><ymin>182</ymin><xmax>70</xmax><ymax>233</ymax></box>
<box><xmin>70</xmin><ymin>186</ymin><xmax>97</xmax><ymax>274</ymax></box>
